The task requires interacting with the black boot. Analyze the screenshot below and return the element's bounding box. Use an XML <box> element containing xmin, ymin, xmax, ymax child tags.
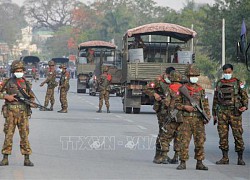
<box><xmin>153</xmin><ymin>151</ymin><xmax>170</xmax><ymax>164</ymax></box>
<box><xmin>153</xmin><ymin>150</ymin><xmax>161</xmax><ymax>163</ymax></box>
<box><xmin>0</xmin><ymin>154</ymin><xmax>9</xmax><ymax>166</ymax></box>
<box><xmin>216</xmin><ymin>150</ymin><xmax>229</xmax><ymax>165</ymax></box>
<box><xmin>196</xmin><ymin>160</ymin><xmax>208</xmax><ymax>170</ymax></box>
<box><xmin>107</xmin><ymin>107</ymin><xmax>110</xmax><ymax>113</ymax></box>
<box><xmin>49</xmin><ymin>105</ymin><xmax>54</xmax><ymax>111</ymax></box>
<box><xmin>177</xmin><ymin>160</ymin><xmax>186</xmax><ymax>170</ymax></box>
<box><xmin>96</xmin><ymin>108</ymin><xmax>102</xmax><ymax>113</ymax></box>
<box><xmin>169</xmin><ymin>151</ymin><xmax>179</xmax><ymax>164</ymax></box>
<box><xmin>237</xmin><ymin>151</ymin><xmax>245</xmax><ymax>165</ymax></box>
<box><xmin>24</xmin><ymin>155</ymin><xmax>34</xmax><ymax>167</ymax></box>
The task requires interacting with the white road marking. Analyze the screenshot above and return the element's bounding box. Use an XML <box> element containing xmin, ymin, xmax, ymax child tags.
<box><xmin>124</xmin><ymin>119</ymin><xmax>134</xmax><ymax>123</ymax></box>
<box><xmin>150</xmin><ymin>134</ymin><xmax>157</xmax><ymax>138</ymax></box>
<box><xmin>115</xmin><ymin>115</ymin><xmax>122</xmax><ymax>118</ymax></box>
<box><xmin>137</xmin><ymin>125</ymin><xmax>147</xmax><ymax>130</ymax></box>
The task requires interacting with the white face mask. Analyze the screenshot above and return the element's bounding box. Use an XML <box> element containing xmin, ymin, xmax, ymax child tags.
<box><xmin>164</xmin><ymin>77</ymin><xmax>171</xmax><ymax>83</ymax></box>
<box><xmin>189</xmin><ymin>77</ymin><xmax>199</xmax><ymax>84</ymax></box>
<box><xmin>223</xmin><ymin>73</ymin><xmax>232</xmax><ymax>80</ymax></box>
<box><xmin>14</xmin><ymin>72</ymin><xmax>24</xmax><ymax>78</ymax></box>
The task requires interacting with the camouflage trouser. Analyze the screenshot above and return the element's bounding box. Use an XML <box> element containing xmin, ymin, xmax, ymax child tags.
<box><xmin>155</xmin><ymin>113</ymin><xmax>165</xmax><ymax>150</ymax></box>
<box><xmin>178</xmin><ymin>116</ymin><xmax>206</xmax><ymax>161</ymax></box>
<box><xmin>159</xmin><ymin>121</ymin><xmax>181</xmax><ymax>152</ymax></box>
<box><xmin>217</xmin><ymin>109</ymin><xmax>244</xmax><ymax>152</ymax></box>
<box><xmin>44</xmin><ymin>88</ymin><xmax>55</xmax><ymax>107</ymax></box>
<box><xmin>60</xmin><ymin>87</ymin><xmax>68</xmax><ymax>109</ymax></box>
<box><xmin>99</xmin><ymin>90</ymin><xmax>110</xmax><ymax>109</ymax></box>
<box><xmin>2</xmin><ymin>106</ymin><xmax>32</xmax><ymax>155</ymax></box>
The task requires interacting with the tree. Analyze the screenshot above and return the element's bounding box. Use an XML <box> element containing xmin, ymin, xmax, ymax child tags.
<box><xmin>0</xmin><ymin>2</ymin><xmax>27</xmax><ymax>49</ymax></box>
<box><xmin>23</xmin><ymin>0</ymin><xmax>81</xmax><ymax>31</ymax></box>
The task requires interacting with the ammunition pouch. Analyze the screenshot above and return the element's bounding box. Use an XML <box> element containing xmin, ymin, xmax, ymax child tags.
<box><xmin>176</xmin><ymin>111</ymin><xmax>183</xmax><ymax>123</ymax></box>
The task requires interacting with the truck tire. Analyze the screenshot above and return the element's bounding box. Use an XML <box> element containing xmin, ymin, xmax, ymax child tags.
<box><xmin>133</xmin><ymin>108</ymin><xmax>140</xmax><ymax>114</ymax></box>
<box><xmin>124</xmin><ymin>107</ymin><xmax>132</xmax><ymax>114</ymax></box>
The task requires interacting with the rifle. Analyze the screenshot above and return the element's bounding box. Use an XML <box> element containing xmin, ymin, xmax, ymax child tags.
<box><xmin>14</xmin><ymin>95</ymin><xmax>51</xmax><ymax>111</ymax></box>
<box><xmin>179</xmin><ymin>85</ymin><xmax>210</xmax><ymax>124</ymax></box>
<box><xmin>161</xmin><ymin>109</ymin><xmax>178</xmax><ymax>133</ymax></box>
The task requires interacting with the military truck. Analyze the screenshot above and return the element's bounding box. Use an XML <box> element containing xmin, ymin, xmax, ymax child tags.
<box><xmin>51</xmin><ymin>57</ymin><xmax>69</xmax><ymax>78</ymax></box>
<box><xmin>77</xmin><ymin>41</ymin><xmax>122</xmax><ymax>94</ymax></box>
<box><xmin>121</xmin><ymin>23</ymin><xmax>197</xmax><ymax>113</ymax></box>
<box><xmin>21</xmin><ymin>56</ymin><xmax>40</xmax><ymax>80</ymax></box>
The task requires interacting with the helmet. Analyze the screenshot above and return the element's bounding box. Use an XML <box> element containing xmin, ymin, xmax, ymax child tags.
<box><xmin>48</xmin><ymin>60</ymin><xmax>55</xmax><ymax>66</ymax></box>
<box><xmin>165</xmin><ymin>66</ymin><xmax>175</xmax><ymax>75</ymax></box>
<box><xmin>102</xmin><ymin>66</ymin><xmax>109</xmax><ymax>72</ymax></box>
<box><xmin>185</xmin><ymin>64</ymin><xmax>200</xmax><ymax>76</ymax></box>
<box><xmin>59</xmin><ymin>64</ymin><xmax>67</xmax><ymax>69</ymax></box>
<box><xmin>169</xmin><ymin>70</ymin><xmax>182</xmax><ymax>82</ymax></box>
<box><xmin>11</xmin><ymin>60</ymin><xmax>25</xmax><ymax>73</ymax></box>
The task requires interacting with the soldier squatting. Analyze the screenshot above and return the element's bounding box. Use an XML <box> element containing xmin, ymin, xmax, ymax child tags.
<box><xmin>0</xmin><ymin>62</ymin><xmax>248</xmax><ymax>170</ymax></box>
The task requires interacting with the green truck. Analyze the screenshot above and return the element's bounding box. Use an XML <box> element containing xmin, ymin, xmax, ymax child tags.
<box><xmin>121</xmin><ymin>22</ymin><xmax>197</xmax><ymax>113</ymax></box>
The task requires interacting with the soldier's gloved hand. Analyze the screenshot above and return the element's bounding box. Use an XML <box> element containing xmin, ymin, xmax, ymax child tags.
<box><xmin>183</xmin><ymin>105</ymin><xmax>195</xmax><ymax>112</ymax></box>
<box><xmin>40</xmin><ymin>83</ymin><xmax>44</xmax><ymax>87</ymax></box>
<box><xmin>154</xmin><ymin>93</ymin><xmax>161</xmax><ymax>101</ymax></box>
<box><xmin>239</xmin><ymin>106</ymin><xmax>247</xmax><ymax>112</ymax></box>
<box><xmin>213</xmin><ymin>116</ymin><xmax>218</xmax><ymax>125</ymax></box>
<box><xmin>4</xmin><ymin>94</ymin><xmax>18</xmax><ymax>102</ymax></box>
<box><xmin>30</xmin><ymin>102</ymin><xmax>38</xmax><ymax>108</ymax></box>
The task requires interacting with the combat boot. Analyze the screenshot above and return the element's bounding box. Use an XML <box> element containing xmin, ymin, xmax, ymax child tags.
<box><xmin>237</xmin><ymin>151</ymin><xmax>245</xmax><ymax>165</ymax></box>
<box><xmin>161</xmin><ymin>151</ymin><xmax>170</xmax><ymax>164</ymax></box>
<box><xmin>153</xmin><ymin>149</ymin><xmax>161</xmax><ymax>163</ymax></box>
<box><xmin>176</xmin><ymin>160</ymin><xmax>186</xmax><ymax>170</ymax></box>
<box><xmin>49</xmin><ymin>105</ymin><xmax>54</xmax><ymax>111</ymax></box>
<box><xmin>24</xmin><ymin>155</ymin><xmax>34</xmax><ymax>167</ymax></box>
<box><xmin>196</xmin><ymin>160</ymin><xmax>208</xmax><ymax>170</ymax></box>
<box><xmin>58</xmin><ymin>109</ymin><xmax>68</xmax><ymax>113</ymax></box>
<box><xmin>107</xmin><ymin>107</ymin><xmax>110</xmax><ymax>113</ymax></box>
<box><xmin>96</xmin><ymin>108</ymin><xmax>102</xmax><ymax>113</ymax></box>
<box><xmin>169</xmin><ymin>151</ymin><xmax>179</xmax><ymax>164</ymax></box>
<box><xmin>0</xmin><ymin>154</ymin><xmax>9</xmax><ymax>166</ymax></box>
<box><xmin>216</xmin><ymin>150</ymin><xmax>229</xmax><ymax>165</ymax></box>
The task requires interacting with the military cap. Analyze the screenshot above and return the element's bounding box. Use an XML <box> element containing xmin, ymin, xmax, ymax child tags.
<box><xmin>169</xmin><ymin>70</ymin><xmax>182</xmax><ymax>82</ymax></box>
<box><xmin>11</xmin><ymin>60</ymin><xmax>25</xmax><ymax>73</ymax></box>
<box><xmin>185</xmin><ymin>64</ymin><xmax>200</xmax><ymax>76</ymax></box>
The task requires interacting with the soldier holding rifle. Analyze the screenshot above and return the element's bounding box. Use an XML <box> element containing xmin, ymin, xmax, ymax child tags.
<box><xmin>176</xmin><ymin>64</ymin><xmax>211</xmax><ymax>170</ymax></box>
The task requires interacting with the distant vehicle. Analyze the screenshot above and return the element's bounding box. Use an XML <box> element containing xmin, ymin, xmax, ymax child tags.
<box><xmin>77</xmin><ymin>40</ymin><xmax>121</xmax><ymax>94</ymax></box>
<box><xmin>51</xmin><ymin>57</ymin><xmax>69</xmax><ymax>78</ymax></box>
<box><xmin>21</xmin><ymin>56</ymin><xmax>40</xmax><ymax>80</ymax></box>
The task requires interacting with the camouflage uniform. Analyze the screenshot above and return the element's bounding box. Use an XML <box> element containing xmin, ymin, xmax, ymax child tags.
<box><xmin>212</xmin><ymin>75</ymin><xmax>248</xmax><ymax>165</ymax></box>
<box><xmin>40</xmin><ymin>60</ymin><xmax>58</xmax><ymax>111</ymax></box>
<box><xmin>159</xmin><ymin>71</ymin><xmax>183</xmax><ymax>164</ymax></box>
<box><xmin>97</xmin><ymin>66</ymin><xmax>112</xmax><ymax>113</ymax></box>
<box><xmin>58</xmin><ymin>64</ymin><xmax>70</xmax><ymax>113</ymax></box>
<box><xmin>145</xmin><ymin>74</ymin><xmax>170</xmax><ymax>163</ymax></box>
<box><xmin>176</xmin><ymin>64</ymin><xmax>211</xmax><ymax>170</ymax></box>
<box><xmin>0</xmin><ymin>60</ymin><xmax>35</xmax><ymax>166</ymax></box>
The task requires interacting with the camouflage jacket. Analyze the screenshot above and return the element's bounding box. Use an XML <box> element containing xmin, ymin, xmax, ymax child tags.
<box><xmin>145</xmin><ymin>75</ymin><xmax>170</xmax><ymax>113</ymax></box>
<box><xmin>42</xmin><ymin>70</ymin><xmax>57</xmax><ymax>89</ymax></box>
<box><xmin>212</xmin><ymin>77</ymin><xmax>248</xmax><ymax>116</ymax></box>
<box><xmin>98</xmin><ymin>72</ymin><xmax>112</xmax><ymax>91</ymax></box>
<box><xmin>59</xmin><ymin>71</ymin><xmax>70</xmax><ymax>89</ymax></box>
<box><xmin>176</xmin><ymin>83</ymin><xmax>210</xmax><ymax>119</ymax></box>
<box><xmin>0</xmin><ymin>77</ymin><xmax>35</xmax><ymax>105</ymax></box>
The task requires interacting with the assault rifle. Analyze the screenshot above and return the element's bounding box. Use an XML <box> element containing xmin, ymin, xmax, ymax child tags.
<box><xmin>161</xmin><ymin>109</ymin><xmax>178</xmax><ymax>133</ymax></box>
<box><xmin>14</xmin><ymin>95</ymin><xmax>51</xmax><ymax>111</ymax></box>
<box><xmin>179</xmin><ymin>85</ymin><xmax>210</xmax><ymax>124</ymax></box>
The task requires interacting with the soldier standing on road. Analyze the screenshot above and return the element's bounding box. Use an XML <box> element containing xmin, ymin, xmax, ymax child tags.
<box><xmin>96</xmin><ymin>66</ymin><xmax>112</xmax><ymax>113</ymax></box>
<box><xmin>58</xmin><ymin>64</ymin><xmax>70</xmax><ymax>113</ymax></box>
<box><xmin>212</xmin><ymin>64</ymin><xmax>248</xmax><ymax>165</ymax></box>
<box><xmin>144</xmin><ymin>66</ymin><xmax>175</xmax><ymax>164</ymax></box>
<box><xmin>40</xmin><ymin>60</ymin><xmax>58</xmax><ymax>111</ymax></box>
<box><xmin>176</xmin><ymin>64</ymin><xmax>211</xmax><ymax>170</ymax></box>
<box><xmin>0</xmin><ymin>60</ymin><xmax>35</xmax><ymax>166</ymax></box>
<box><xmin>159</xmin><ymin>70</ymin><xmax>183</xmax><ymax>164</ymax></box>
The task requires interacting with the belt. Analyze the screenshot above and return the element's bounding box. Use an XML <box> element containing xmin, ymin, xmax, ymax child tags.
<box><xmin>183</xmin><ymin>111</ymin><xmax>201</xmax><ymax>117</ymax></box>
<box><xmin>219</xmin><ymin>105</ymin><xmax>234</xmax><ymax>110</ymax></box>
<box><xmin>7</xmin><ymin>104</ymin><xmax>26</xmax><ymax>110</ymax></box>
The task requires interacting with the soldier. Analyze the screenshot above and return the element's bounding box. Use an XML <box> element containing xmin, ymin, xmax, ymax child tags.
<box><xmin>212</xmin><ymin>64</ymin><xmax>248</xmax><ymax>165</ymax></box>
<box><xmin>144</xmin><ymin>66</ymin><xmax>175</xmax><ymax>164</ymax></box>
<box><xmin>96</xmin><ymin>66</ymin><xmax>112</xmax><ymax>113</ymax></box>
<box><xmin>0</xmin><ymin>60</ymin><xmax>35</xmax><ymax>166</ymax></box>
<box><xmin>176</xmin><ymin>64</ymin><xmax>211</xmax><ymax>170</ymax></box>
<box><xmin>40</xmin><ymin>60</ymin><xmax>58</xmax><ymax>111</ymax></box>
<box><xmin>159</xmin><ymin>70</ymin><xmax>183</xmax><ymax>164</ymax></box>
<box><xmin>58</xmin><ymin>64</ymin><xmax>70</xmax><ymax>113</ymax></box>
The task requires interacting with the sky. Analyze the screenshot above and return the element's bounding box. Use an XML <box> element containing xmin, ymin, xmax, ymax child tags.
<box><xmin>12</xmin><ymin>0</ymin><xmax>215</xmax><ymax>10</ymax></box>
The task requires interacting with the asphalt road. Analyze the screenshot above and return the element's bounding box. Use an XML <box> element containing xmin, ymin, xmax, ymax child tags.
<box><xmin>0</xmin><ymin>78</ymin><xmax>249</xmax><ymax>180</ymax></box>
